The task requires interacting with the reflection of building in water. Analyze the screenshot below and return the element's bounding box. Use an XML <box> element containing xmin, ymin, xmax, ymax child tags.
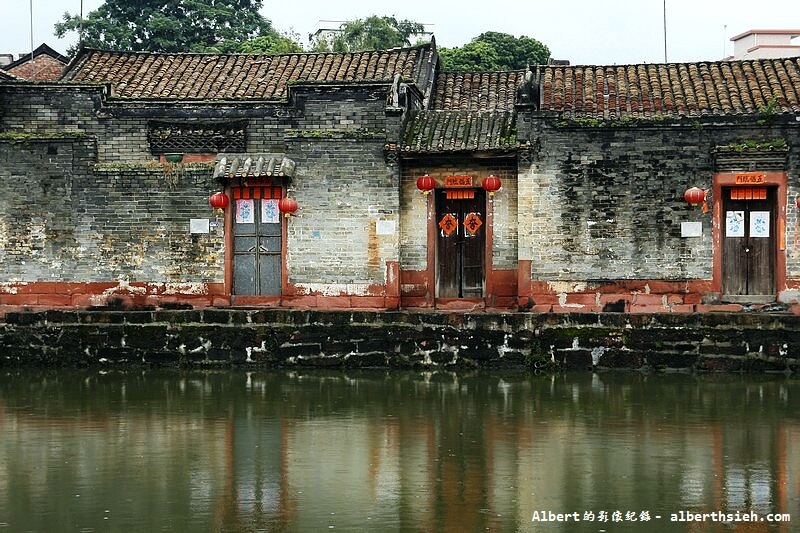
<box><xmin>1</xmin><ymin>374</ymin><xmax>799</xmax><ymax>531</ymax></box>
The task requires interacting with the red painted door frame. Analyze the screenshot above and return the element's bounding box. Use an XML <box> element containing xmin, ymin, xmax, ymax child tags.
<box><xmin>711</xmin><ymin>171</ymin><xmax>787</xmax><ymax>298</ymax></box>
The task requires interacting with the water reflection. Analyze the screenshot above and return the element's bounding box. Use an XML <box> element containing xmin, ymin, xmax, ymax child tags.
<box><xmin>0</xmin><ymin>370</ymin><xmax>797</xmax><ymax>532</ymax></box>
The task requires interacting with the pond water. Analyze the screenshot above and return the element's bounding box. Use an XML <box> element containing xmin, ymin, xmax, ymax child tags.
<box><xmin>0</xmin><ymin>369</ymin><xmax>797</xmax><ymax>532</ymax></box>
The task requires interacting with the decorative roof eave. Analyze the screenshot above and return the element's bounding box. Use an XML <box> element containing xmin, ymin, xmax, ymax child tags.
<box><xmin>398</xmin><ymin>148</ymin><xmax>518</xmax><ymax>159</ymax></box>
<box><xmin>545</xmin><ymin>110</ymin><xmax>800</xmax><ymax>127</ymax></box>
<box><xmin>213</xmin><ymin>154</ymin><xmax>296</xmax><ymax>181</ymax></box>
<box><xmin>401</xmin><ymin>109</ymin><xmax>517</xmax><ymax>153</ymax></box>
<box><xmin>0</xmin><ymin>70</ymin><xmax>21</xmax><ymax>82</ymax></box>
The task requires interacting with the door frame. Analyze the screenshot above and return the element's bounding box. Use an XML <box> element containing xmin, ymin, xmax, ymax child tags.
<box><xmin>223</xmin><ymin>183</ymin><xmax>288</xmax><ymax>304</ymax></box>
<box><xmin>712</xmin><ymin>171</ymin><xmax>787</xmax><ymax>300</ymax></box>
<box><xmin>425</xmin><ymin>187</ymin><xmax>495</xmax><ymax>308</ymax></box>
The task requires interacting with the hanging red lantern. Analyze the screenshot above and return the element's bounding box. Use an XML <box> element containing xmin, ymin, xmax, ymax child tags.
<box><xmin>684</xmin><ymin>187</ymin><xmax>706</xmax><ymax>206</ymax></box>
<box><xmin>795</xmin><ymin>196</ymin><xmax>800</xmax><ymax>210</ymax></box>
<box><xmin>482</xmin><ymin>175</ymin><xmax>502</xmax><ymax>197</ymax></box>
<box><xmin>278</xmin><ymin>197</ymin><xmax>298</xmax><ymax>217</ymax></box>
<box><xmin>416</xmin><ymin>174</ymin><xmax>436</xmax><ymax>195</ymax></box>
<box><xmin>209</xmin><ymin>192</ymin><xmax>229</xmax><ymax>210</ymax></box>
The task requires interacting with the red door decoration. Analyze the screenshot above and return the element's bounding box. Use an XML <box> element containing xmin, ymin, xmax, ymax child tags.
<box><xmin>438</xmin><ymin>213</ymin><xmax>458</xmax><ymax>236</ymax></box>
<box><xmin>463</xmin><ymin>212</ymin><xmax>483</xmax><ymax>235</ymax></box>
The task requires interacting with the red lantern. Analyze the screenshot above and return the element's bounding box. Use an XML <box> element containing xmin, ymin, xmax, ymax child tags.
<box><xmin>278</xmin><ymin>197</ymin><xmax>298</xmax><ymax>217</ymax></box>
<box><xmin>684</xmin><ymin>187</ymin><xmax>706</xmax><ymax>206</ymax></box>
<box><xmin>416</xmin><ymin>174</ymin><xmax>436</xmax><ymax>195</ymax></box>
<box><xmin>209</xmin><ymin>192</ymin><xmax>229</xmax><ymax>210</ymax></box>
<box><xmin>482</xmin><ymin>175</ymin><xmax>502</xmax><ymax>197</ymax></box>
<box><xmin>795</xmin><ymin>196</ymin><xmax>800</xmax><ymax>210</ymax></box>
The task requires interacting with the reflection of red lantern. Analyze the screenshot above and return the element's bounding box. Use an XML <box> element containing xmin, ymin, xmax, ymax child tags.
<box><xmin>684</xmin><ymin>187</ymin><xmax>706</xmax><ymax>206</ymax></box>
<box><xmin>278</xmin><ymin>197</ymin><xmax>298</xmax><ymax>217</ymax></box>
<box><xmin>482</xmin><ymin>175</ymin><xmax>502</xmax><ymax>196</ymax></box>
<box><xmin>209</xmin><ymin>192</ymin><xmax>229</xmax><ymax>210</ymax></box>
<box><xmin>416</xmin><ymin>174</ymin><xmax>436</xmax><ymax>195</ymax></box>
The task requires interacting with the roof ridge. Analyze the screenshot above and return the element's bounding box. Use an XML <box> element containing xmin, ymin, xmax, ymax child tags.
<box><xmin>74</xmin><ymin>41</ymin><xmax>435</xmax><ymax>59</ymax></box>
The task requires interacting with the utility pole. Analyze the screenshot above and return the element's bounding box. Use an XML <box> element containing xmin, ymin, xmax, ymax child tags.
<box><xmin>80</xmin><ymin>0</ymin><xmax>84</xmax><ymax>47</ymax></box>
<box><xmin>663</xmin><ymin>0</ymin><xmax>668</xmax><ymax>63</ymax></box>
<box><xmin>29</xmin><ymin>0</ymin><xmax>36</xmax><ymax>80</ymax></box>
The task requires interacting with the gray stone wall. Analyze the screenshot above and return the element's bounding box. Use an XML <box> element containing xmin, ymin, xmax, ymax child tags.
<box><xmin>3</xmin><ymin>308</ymin><xmax>799</xmax><ymax>373</ymax></box>
<box><xmin>0</xmin><ymin>82</ymin><xmax>403</xmax><ymax>294</ymax></box>
<box><xmin>279</xmin><ymin>87</ymin><xmax>403</xmax><ymax>290</ymax></box>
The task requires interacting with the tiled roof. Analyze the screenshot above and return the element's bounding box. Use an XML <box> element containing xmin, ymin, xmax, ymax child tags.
<box><xmin>0</xmin><ymin>69</ymin><xmax>20</xmax><ymax>81</ymax></box>
<box><xmin>430</xmin><ymin>72</ymin><xmax>521</xmax><ymax>110</ymax></box>
<box><xmin>60</xmin><ymin>44</ymin><xmax>437</xmax><ymax>101</ymax></box>
<box><xmin>402</xmin><ymin>110</ymin><xmax>516</xmax><ymax>153</ymax></box>
<box><xmin>404</xmin><ymin>58</ymin><xmax>800</xmax><ymax>152</ymax></box>
<box><xmin>3</xmin><ymin>44</ymin><xmax>68</xmax><ymax>81</ymax></box>
<box><xmin>402</xmin><ymin>72</ymin><xmax>519</xmax><ymax>153</ymax></box>
<box><xmin>541</xmin><ymin>58</ymin><xmax>800</xmax><ymax>118</ymax></box>
<box><xmin>212</xmin><ymin>154</ymin><xmax>296</xmax><ymax>180</ymax></box>
<box><xmin>429</xmin><ymin>59</ymin><xmax>800</xmax><ymax>117</ymax></box>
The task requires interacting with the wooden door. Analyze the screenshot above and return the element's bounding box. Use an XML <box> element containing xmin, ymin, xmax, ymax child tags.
<box><xmin>721</xmin><ymin>186</ymin><xmax>776</xmax><ymax>299</ymax></box>
<box><xmin>435</xmin><ymin>189</ymin><xmax>485</xmax><ymax>298</ymax></box>
<box><xmin>232</xmin><ymin>187</ymin><xmax>283</xmax><ymax>296</ymax></box>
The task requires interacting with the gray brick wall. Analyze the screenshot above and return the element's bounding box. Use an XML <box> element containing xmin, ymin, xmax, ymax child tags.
<box><xmin>0</xmin><ymin>138</ymin><xmax>223</xmax><ymax>283</ymax></box>
<box><xmin>520</xmin><ymin>119</ymin><xmax>800</xmax><ymax>281</ymax></box>
<box><xmin>286</xmin><ymin>137</ymin><xmax>399</xmax><ymax>287</ymax></box>
<box><xmin>400</xmin><ymin>159</ymin><xmax>518</xmax><ymax>271</ymax></box>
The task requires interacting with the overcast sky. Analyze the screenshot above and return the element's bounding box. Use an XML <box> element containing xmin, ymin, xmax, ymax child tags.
<box><xmin>1</xmin><ymin>0</ymin><xmax>798</xmax><ymax>65</ymax></box>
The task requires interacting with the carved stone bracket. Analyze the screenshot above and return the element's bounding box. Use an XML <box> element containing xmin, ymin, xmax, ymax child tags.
<box><xmin>383</xmin><ymin>143</ymin><xmax>400</xmax><ymax>165</ymax></box>
<box><xmin>517</xmin><ymin>139</ymin><xmax>540</xmax><ymax>167</ymax></box>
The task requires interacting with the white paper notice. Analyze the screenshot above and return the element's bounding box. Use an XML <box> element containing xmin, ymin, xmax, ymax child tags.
<box><xmin>262</xmin><ymin>199</ymin><xmax>280</xmax><ymax>223</ymax></box>
<box><xmin>376</xmin><ymin>220</ymin><xmax>396</xmax><ymax>235</ymax></box>
<box><xmin>189</xmin><ymin>218</ymin><xmax>209</xmax><ymax>234</ymax></box>
<box><xmin>236</xmin><ymin>199</ymin><xmax>255</xmax><ymax>224</ymax></box>
<box><xmin>726</xmin><ymin>211</ymin><xmax>744</xmax><ymax>237</ymax></box>
<box><xmin>750</xmin><ymin>211</ymin><xmax>770</xmax><ymax>238</ymax></box>
<box><xmin>681</xmin><ymin>221</ymin><xmax>702</xmax><ymax>237</ymax></box>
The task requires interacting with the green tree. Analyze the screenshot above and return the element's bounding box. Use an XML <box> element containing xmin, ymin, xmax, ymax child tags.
<box><xmin>312</xmin><ymin>16</ymin><xmax>426</xmax><ymax>52</ymax></box>
<box><xmin>439</xmin><ymin>32</ymin><xmax>550</xmax><ymax>71</ymax></box>
<box><xmin>54</xmin><ymin>0</ymin><xmax>286</xmax><ymax>54</ymax></box>
<box><xmin>238</xmin><ymin>33</ymin><xmax>304</xmax><ymax>54</ymax></box>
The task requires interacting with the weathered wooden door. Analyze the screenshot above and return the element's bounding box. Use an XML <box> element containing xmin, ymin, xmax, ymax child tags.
<box><xmin>232</xmin><ymin>187</ymin><xmax>282</xmax><ymax>296</ymax></box>
<box><xmin>435</xmin><ymin>189</ymin><xmax>485</xmax><ymax>298</ymax></box>
<box><xmin>722</xmin><ymin>186</ymin><xmax>776</xmax><ymax>299</ymax></box>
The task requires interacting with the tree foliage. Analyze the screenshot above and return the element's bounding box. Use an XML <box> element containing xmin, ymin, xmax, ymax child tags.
<box><xmin>439</xmin><ymin>32</ymin><xmax>550</xmax><ymax>71</ymax></box>
<box><xmin>238</xmin><ymin>34</ymin><xmax>304</xmax><ymax>54</ymax></box>
<box><xmin>55</xmin><ymin>0</ymin><xmax>289</xmax><ymax>54</ymax></box>
<box><xmin>311</xmin><ymin>16</ymin><xmax>426</xmax><ymax>52</ymax></box>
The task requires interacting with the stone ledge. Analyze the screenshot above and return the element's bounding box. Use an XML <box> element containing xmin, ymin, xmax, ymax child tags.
<box><xmin>2</xmin><ymin>309</ymin><xmax>800</xmax><ymax>373</ymax></box>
